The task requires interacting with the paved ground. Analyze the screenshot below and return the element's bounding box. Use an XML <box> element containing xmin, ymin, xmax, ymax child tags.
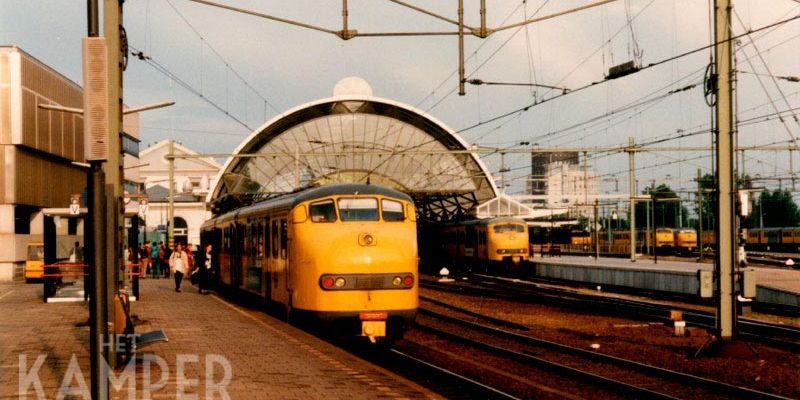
<box><xmin>0</xmin><ymin>278</ymin><xmax>439</xmax><ymax>399</ymax></box>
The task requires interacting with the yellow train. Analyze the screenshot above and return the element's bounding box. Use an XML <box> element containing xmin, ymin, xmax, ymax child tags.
<box><xmin>24</xmin><ymin>242</ymin><xmax>45</xmax><ymax>282</ymax></box>
<box><xmin>436</xmin><ymin>217</ymin><xmax>529</xmax><ymax>270</ymax></box>
<box><xmin>569</xmin><ymin>228</ymin><xmax>697</xmax><ymax>254</ymax></box>
<box><xmin>703</xmin><ymin>227</ymin><xmax>800</xmax><ymax>252</ymax></box>
<box><xmin>200</xmin><ymin>183</ymin><xmax>418</xmax><ymax>343</ymax></box>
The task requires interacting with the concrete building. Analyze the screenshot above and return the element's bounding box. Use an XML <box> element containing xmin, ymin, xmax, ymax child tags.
<box><xmin>545</xmin><ymin>161</ymin><xmax>599</xmax><ymax>217</ymax></box>
<box><xmin>0</xmin><ymin>46</ymin><xmax>141</xmax><ymax>281</ymax></box>
<box><xmin>138</xmin><ymin>140</ymin><xmax>221</xmax><ymax>246</ymax></box>
<box><xmin>528</xmin><ymin>151</ymin><xmax>580</xmax><ymax>196</ymax></box>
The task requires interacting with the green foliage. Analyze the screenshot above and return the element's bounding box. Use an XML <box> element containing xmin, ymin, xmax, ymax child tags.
<box><xmin>633</xmin><ymin>184</ymin><xmax>689</xmax><ymax>228</ymax></box>
<box><xmin>749</xmin><ymin>189</ymin><xmax>800</xmax><ymax>228</ymax></box>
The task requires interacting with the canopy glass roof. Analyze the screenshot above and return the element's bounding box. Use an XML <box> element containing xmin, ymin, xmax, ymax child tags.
<box><xmin>210</xmin><ymin>79</ymin><xmax>498</xmax><ymax>222</ymax></box>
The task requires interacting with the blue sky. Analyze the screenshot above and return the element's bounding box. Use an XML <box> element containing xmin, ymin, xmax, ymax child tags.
<box><xmin>2</xmin><ymin>0</ymin><xmax>799</xmax><ymax>197</ymax></box>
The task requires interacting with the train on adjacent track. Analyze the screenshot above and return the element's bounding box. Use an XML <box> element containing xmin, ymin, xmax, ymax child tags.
<box><xmin>701</xmin><ymin>227</ymin><xmax>800</xmax><ymax>252</ymax></box>
<box><xmin>424</xmin><ymin>216</ymin><xmax>530</xmax><ymax>271</ymax></box>
<box><xmin>200</xmin><ymin>183</ymin><xmax>419</xmax><ymax>344</ymax></box>
<box><xmin>568</xmin><ymin>227</ymin><xmax>698</xmax><ymax>254</ymax></box>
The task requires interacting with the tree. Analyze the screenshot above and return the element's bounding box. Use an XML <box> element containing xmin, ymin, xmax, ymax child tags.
<box><xmin>634</xmin><ymin>184</ymin><xmax>687</xmax><ymax>228</ymax></box>
<box><xmin>753</xmin><ymin>189</ymin><xmax>800</xmax><ymax>227</ymax></box>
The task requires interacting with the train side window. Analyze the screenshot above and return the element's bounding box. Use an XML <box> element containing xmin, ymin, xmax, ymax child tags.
<box><xmin>271</xmin><ymin>220</ymin><xmax>279</xmax><ymax>258</ymax></box>
<box><xmin>280</xmin><ymin>219</ymin><xmax>287</xmax><ymax>259</ymax></box>
<box><xmin>264</xmin><ymin>222</ymin><xmax>270</xmax><ymax>256</ymax></box>
<box><xmin>479</xmin><ymin>230</ymin><xmax>487</xmax><ymax>245</ymax></box>
<box><xmin>338</xmin><ymin>198</ymin><xmax>379</xmax><ymax>221</ymax></box>
<box><xmin>310</xmin><ymin>199</ymin><xmax>337</xmax><ymax>222</ymax></box>
<box><xmin>381</xmin><ymin>199</ymin><xmax>405</xmax><ymax>221</ymax></box>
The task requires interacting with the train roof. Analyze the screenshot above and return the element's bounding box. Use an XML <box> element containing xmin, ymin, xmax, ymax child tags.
<box><xmin>202</xmin><ymin>183</ymin><xmax>411</xmax><ymax>229</ymax></box>
<box><xmin>292</xmin><ymin>183</ymin><xmax>412</xmax><ymax>205</ymax></box>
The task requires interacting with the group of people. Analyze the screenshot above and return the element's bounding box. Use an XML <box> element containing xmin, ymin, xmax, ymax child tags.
<box><xmin>134</xmin><ymin>241</ymin><xmax>214</xmax><ymax>294</ymax></box>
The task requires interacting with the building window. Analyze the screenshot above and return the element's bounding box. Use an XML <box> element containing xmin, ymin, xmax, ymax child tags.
<box><xmin>14</xmin><ymin>206</ymin><xmax>36</xmax><ymax>234</ymax></box>
<box><xmin>68</xmin><ymin>218</ymin><xmax>79</xmax><ymax>235</ymax></box>
<box><xmin>122</xmin><ymin>132</ymin><xmax>140</xmax><ymax>157</ymax></box>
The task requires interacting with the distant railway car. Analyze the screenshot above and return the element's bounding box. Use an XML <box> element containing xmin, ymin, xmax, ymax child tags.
<box><xmin>700</xmin><ymin>230</ymin><xmax>716</xmax><ymax>248</ymax></box>
<box><xmin>437</xmin><ymin>217</ymin><xmax>529</xmax><ymax>269</ymax></box>
<box><xmin>653</xmin><ymin>228</ymin><xmax>675</xmax><ymax>251</ymax></box>
<box><xmin>200</xmin><ymin>183</ymin><xmax>418</xmax><ymax>344</ymax></box>
<box><xmin>673</xmin><ymin>229</ymin><xmax>697</xmax><ymax>254</ymax></box>
<box><xmin>570</xmin><ymin>230</ymin><xmax>592</xmax><ymax>246</ymax></box>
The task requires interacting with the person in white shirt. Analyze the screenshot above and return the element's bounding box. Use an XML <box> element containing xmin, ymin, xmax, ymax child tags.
<box><xmin>169</xmin><ymin>243</ymin><xmax>188</xmax><ymax>292</ymax></box>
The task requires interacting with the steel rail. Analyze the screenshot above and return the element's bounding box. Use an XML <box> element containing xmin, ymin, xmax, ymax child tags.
<box><xmin>417</xmin><ymin>308</ymin><xmax>793</xmax><ymax>400</ymax></box>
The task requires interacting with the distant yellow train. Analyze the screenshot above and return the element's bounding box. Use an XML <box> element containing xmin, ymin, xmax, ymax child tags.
<box><xmin>436</xmin><ymin>217</ymin><xmax>529</xmax><ymax>270</ymax></box>
<box><xmin>702</xmin><ymin>227</ymin><xmax>800</xmax><ymax>252</ymax></box>
<box><xmin>570</xmin><ymin>228</ymin><xmax>697</xmax><ymax>254</ymax></box>
<box><xmin>201</xmin><ymin>183</ymin><xmax>418</xmax><ymax>343</ymax></box>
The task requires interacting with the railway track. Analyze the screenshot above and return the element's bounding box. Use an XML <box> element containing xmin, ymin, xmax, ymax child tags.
<box><xmin>386</xmin><ymin>349</ymin><xmax>522</xmax><ymax>399</ymax></box>
<box><xmin>421</xmin><ymin>274</ymin><xmax>800</xmax><ymax>352</ymax></box>
<box><xmin>406</xmin><ymin>303</ymin><xmax>793</xmax><ymax>400</ymax></box>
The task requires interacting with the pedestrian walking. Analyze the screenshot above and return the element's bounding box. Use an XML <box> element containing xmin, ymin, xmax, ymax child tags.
<box><xmin>199</xmin><ymin>243</ymin><xmax>213</xmax><ymax>294</ymax></box>
<box><xmin>169</xmin><ymin>242</ymin><xmax>188</xmax><ymax>292</ymax></box>
<box><xmin>160</xmin><ymin>242</ymin><xmax>170</xmax><ymax>278</ymax></box>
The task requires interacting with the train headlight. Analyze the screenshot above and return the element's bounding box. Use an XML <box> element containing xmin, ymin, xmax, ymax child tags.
<box><xmin>402</xmin><ymin>275</ymin><xmax>414</xmax><ymax>287</ymax></box>
<box><xmin>392</xmin><ymin>276</ymin><xmax>402</xmax><ymax>286</ymax></box>
<box><xmin>334</xmin><ymin>277</ymin><xmax>346</xmax><ymax>288</ymax></box>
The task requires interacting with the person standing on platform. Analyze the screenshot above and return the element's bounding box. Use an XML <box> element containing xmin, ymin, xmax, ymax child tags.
<box><xmin>139</xmin><ymin>242</ymin><xmax>150</xmax><ymax>279</ymax></box>
<box><xmin>151</xmin><ymin>241</ymin><xmax>161</xmax><ymax>279</ymax></box>
<box><xmin>169</xmin><ymin>242</ymin><xmax>187</xmax><ymax>292</ymax></box>
<box><xmin>185</xmin><ymin>243</ymin><xmax>195</xmax><ymax>275</ymax></box>
<box><xmin>199</xmin><ymin>243</ymin><xmax>213</xmax><ymax>294</ymax></box>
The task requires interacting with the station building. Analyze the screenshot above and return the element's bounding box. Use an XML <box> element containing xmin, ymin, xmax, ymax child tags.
<box><xmin>138</xmin><ymin>140</ymin><xmax>221</xmax><ymax>246</ymax></box>
<box><xmin>0</xmin><ymin>46</ymin><xmax>141</xmax><ymax>281</ymax></box>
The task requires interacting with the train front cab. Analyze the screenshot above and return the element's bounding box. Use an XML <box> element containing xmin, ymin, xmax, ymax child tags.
<box><xmin>484</xmin><ymin>218</ymin><xmax>529</xmax><ymax>265</ymax></box>
<box><xmin>289</xmin><ymin>192</ymin><xmax>418</xmax><ymax>342</ymax></box>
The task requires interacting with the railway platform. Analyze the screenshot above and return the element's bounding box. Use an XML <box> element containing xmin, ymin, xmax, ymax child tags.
<box><xmin>529</xmin><ymin>255</ymin><xmax>800</xmax><ymax>309</ymax></box>
<box><xmin>0</xmin><ymin>279</ymin><xmax>438</xmax><ymax>399</ymax></box>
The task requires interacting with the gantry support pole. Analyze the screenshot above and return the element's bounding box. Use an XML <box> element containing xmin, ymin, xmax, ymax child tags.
<box><xmin>168</xmin><ymin>139</ymin><xmax>175</xmax><ymax>248</ymax></box>
<box><xmin>628</xmin><ymin>137</ymin><xmax>636</xmax><ymax>262</ymax></box>
<box><xmin>714</xmin><ymin>0</ymin><xmax>736</xmax><ymax>340</ymax></box>
<box><xmin>458</xmin><ymin>0</ymin><xmax>465</xmax><ymax>96</ymax></box>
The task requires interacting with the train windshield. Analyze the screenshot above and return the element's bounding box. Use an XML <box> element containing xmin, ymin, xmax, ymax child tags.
<box><xmin>494</xmin><ymin>224</ymin><xmax>525</xmax><ymax>233</ymax></box>
<box><xmin>381</xmin><ymin>199</ymin><xmax>405</xmax><ymax>221</ymax></box>
<box><xmin>338</xmin><ymin>198</ymin><xmax>379</xmax><ymax>221</ymax></box>
<box><xmin>310</xmin><ymin>199</ymin><xmax>337</xmax><ymax>222</ymax></box>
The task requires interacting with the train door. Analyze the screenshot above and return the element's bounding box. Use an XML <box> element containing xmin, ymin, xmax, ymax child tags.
<box><xmin>263</xmin><ymin>221</ymin><xmax>271</xmax><ymax>301</ymax></box>
<box><xmin>478</xmin><ymin>227</ymin><xmax>487</xmax><ymax>260</ymax></box>
<box><xmin>219</xmin><ymin>226</ymin><xmax>232</xmax><ymax>285</ymax></box>
<box><xmin>234</xmin><ymin>223</ymin><xmax>245</xmax><ymax>287</ymax></box>
<box><xmin>270</xmin><ymin>217</ymin><xmax>289</xmax><ymax>307</ymax></box>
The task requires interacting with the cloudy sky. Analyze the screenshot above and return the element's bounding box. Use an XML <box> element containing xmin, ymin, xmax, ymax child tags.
<box><xmin>2</xmin><ymin>0</ymin><xmax>799</xmax><ymax>198</ymax></box>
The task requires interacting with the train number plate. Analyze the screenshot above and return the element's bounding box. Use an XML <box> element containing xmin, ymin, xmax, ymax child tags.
<box><xmin>361</xmin><ymin>321</ymin><xmax>386</xmax><ymax>337</ymax></box>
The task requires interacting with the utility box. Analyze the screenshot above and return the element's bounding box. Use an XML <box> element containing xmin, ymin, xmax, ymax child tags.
<box><xmin>698</xmin><ymin>269</ymin><xmax>713</xmax><ymax>298</ymax></box>
<box><xmin>742</xmin><ymin>268</ymin><xmax>757</xmax><ymax>298</ymax></box>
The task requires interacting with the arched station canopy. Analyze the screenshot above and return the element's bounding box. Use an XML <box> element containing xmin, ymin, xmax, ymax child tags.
<box><xmin>209</xmin><ymin>78</ymin><xmax>498</xmax><ymax>223</ymax></box>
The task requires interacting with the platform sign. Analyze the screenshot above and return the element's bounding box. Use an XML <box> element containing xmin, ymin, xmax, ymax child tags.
<box><xmin>69</xmin><ymin>194</ymin><xmax>81</xmax><ymax>215</ymax></box>
<box><xmin>157</xmin><ymin>224</ymin><xmax>166</xmax><ymax>232</ymax></box>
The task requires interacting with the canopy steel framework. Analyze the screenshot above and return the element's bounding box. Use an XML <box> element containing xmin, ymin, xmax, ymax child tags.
<box><xmin>208</xmin><ymin>78</ymin><xmax>498</xmax><ymax>222</ymax></box>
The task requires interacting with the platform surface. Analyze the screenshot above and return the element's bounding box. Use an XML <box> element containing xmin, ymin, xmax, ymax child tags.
<box><xmin>0</xmin><ymin>279</ymin><xmax>439</xmax><ymax>399</ymax></box>
<box><xmin>530</xmin><ymin>256</ymin><xmax>800</xmax><ymax>294</ymax></box>
<box><xmin>531</xmin><ymin>255</ymin><xmax>800</xmax><ymax>294</ymax></box>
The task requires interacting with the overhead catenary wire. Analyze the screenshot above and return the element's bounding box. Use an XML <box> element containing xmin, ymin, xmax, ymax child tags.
<box><xmin>457</xmin><ymin>12</ymin><xmax>800</xmax><ymax>134</ymax></box>
<box><xmin>130</xmin><ymin>44</ymin><xmax>254</xmax><ymax>131</ymax></box>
